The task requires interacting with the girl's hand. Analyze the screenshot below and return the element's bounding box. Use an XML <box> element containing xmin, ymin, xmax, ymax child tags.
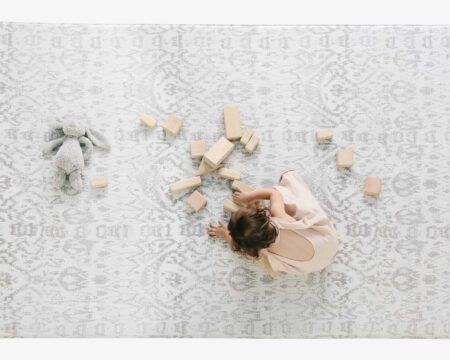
<box><xmin>207</xmin><ymin>220</ymin><xmax>229</xmax><ymax>240</ymax></box>
<box><xmin>232</xmin><ymin>191</ymin><xmax>249</xmax><ymax>206</ymax></box>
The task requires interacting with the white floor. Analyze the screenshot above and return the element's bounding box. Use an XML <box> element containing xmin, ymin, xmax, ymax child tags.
<box><xmin>1</xmin><ymin>24</ymin><xmax>450</xmax><ymax>337</ymax></box>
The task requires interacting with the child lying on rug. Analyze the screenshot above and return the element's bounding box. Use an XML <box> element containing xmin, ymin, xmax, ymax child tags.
<box><xmin>207</xmin><ymin>171</ymin><xmax>338</xmax><ymax>276</ymax></box>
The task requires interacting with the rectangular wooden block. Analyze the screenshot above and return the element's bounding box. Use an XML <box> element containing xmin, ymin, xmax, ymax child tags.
<box><xmin>203</xmin><ymin>136</ymin><xmax>234</xmax><ymax>168</ymax></box>
<box><xmin>315</xmin><ymin>129</ymin><xmax>333</xmax><ymax>142</ymax></box>
<box><xmin>196</xmin><ymin>158</ymin><xmax>219</xmax><ymax>176</ymax></box>
<box><xmin>240</xmin><ymin>128</ymin><xmax>254</xmax><ymax>145</ymax></box>
<box><xmin>91</xmin><ymin>176</ymin><xmax>108</xmax><ymax>188</ymax></box>
<box><xmin>336</xmin><ymin>148</ymin><xmax>353</xmax><ymax>169</ymax></box>
<box><xmin>224</xmin><ymin>106</ymin><xmax>242</xmax><ymax>140</ymax></box>
<box><xmin>185</xmin><ymin>190</ymin><xmax>207</xmax><ymax>212</ymax></box>
<box><xmin>224</xmin><ymin>198</ymin><xmax>240</xmax><ymax>213</ymax></box>
<box><xmin>231</xmin><ymin>180</ymin><xmax>254</xmax><ymax>193</ymax></box>
<box><xmin>139</xmin><ymin>114</ymin><xmax>157</xmax><ymax>128</ymax></box>
<box><xmin>163</xmin><ymin>114</ymin><xmax>182</xmax><ymax>137</ymax></box>
<box><xmin>169</xmin><ymin>176</ymin><xmax>201</xmax><ymax>193</ymax></box>
<box><xmin>364</xmin><ymin>177</ymin><xmax>382</xmax><ymax>197</ymax></box>
<box><xmin>244</xmin><ymin>134</ymin><xmax>259</xmax><ymax>153</ymax></box>
<box><xmin>190</xmin><ymin>140</ymin><xmax>206</xmax><ymax>159</ymax></box>
<box><xmin>217</xmin><ymin>167</ymin><xmax>241</xmax><ymax>181</ymax></box>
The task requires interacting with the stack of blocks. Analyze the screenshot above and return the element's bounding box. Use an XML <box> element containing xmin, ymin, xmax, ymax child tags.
<box><xmin>163</xmin><ymin>105</ymin><xmax>260</xmax><ymax>213</ymax></box>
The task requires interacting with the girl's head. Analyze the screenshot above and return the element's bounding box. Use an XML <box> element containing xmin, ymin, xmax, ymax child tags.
<box><xmin>227</xmin><ymin>205</ymin><xmax>278</xmax><ymax>258</ymax></box>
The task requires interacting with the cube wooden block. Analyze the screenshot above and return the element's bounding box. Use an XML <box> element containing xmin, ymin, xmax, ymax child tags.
<box><xmin>244</xmin><ymin>134</ymin><xmax>259</xmax><ymax>153</ymax></box>
<box><xmin>364</xmin><ymin>177</ymin><xmax>382</xmax><ymax>197</ymax></box>
<box><xmin>224</xmin><ymin>198</ymin><xmax>240</xmax><ymax>213</ymax></box>
<box><xmin>203</xmin><ymin>136</ymin><xmax>234</xmax><ymax>168</ymax></box>
<box><xmin>315</xmin><ymin>129</ymin><xmax>333</xmax><ymax>142</ymax></box>
<box><xmin>231</xmin><ymin>180</ymin><xmax>254</xmax><ymax>194</ymax></box>
<box><xmin>336</xmin><ymin>148</ymin><xmax>353</xmax><ymax>169</ymax></box>
<box><xmin>139</xmin><ymin>114</ymin><xmax>157</xmax><ymax>128</ymax></box>
<box><xmin>217</xmin><ymin>167</ymin><xmax>241</xmax><ymax>181</ymax></box>
<box><xmin>185</xmin><ymin>190</ymin><xmax>207</xmax><ymax>212</ymax></box>
<box><xmin>91</xmin><ymin>176</ymin><xmax>108</xmax><ymax>188</ymax></box>
<box><xmin>190</xmin><ymin>140</ymin><xmax>206</xmax><ymax>160</ymax></box>
<box><xmin>224</xmin><ymin>106</ymin><xmax>242</xmax><ymax>140</ymax></box>
<box><xmin>163</xmin><ymin>114</ymin><xmax>182</xmax><ymax>137</ymax></box>
<box><xmin>196</xmin><ymin>158</ymin><xmax>219</xmax><ymax>176</ymax></box>
<box><xmin>240</xmin><ymin>128</ymin><xmax>254</xmax><ymax>145</ymax></box>
<box><xmin>169</xmin><ymin>176</ymin><xmax>201</xmax><ymax>193</ymax></box>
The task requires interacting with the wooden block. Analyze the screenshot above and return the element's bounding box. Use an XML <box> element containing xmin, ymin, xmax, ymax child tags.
<box><xmin>224</xmin><ymin>106</ymin><xmax>242</xmax><ymax>140</ymax></box>
<box><xmin>244</xmin><ymin>134</ymin><xmax>259</xmax><ymax>153</ymax></box>
<box><xmin>231</xmin><ymin>180</ymin><xmax>254</xmax><ymax>193</ymax></box>
<box><xmin>203</xmin><ymin>136</ymin><xmax>234</xmax><ymax>168</ymax></box>
<box><xmin>364</xmin><ymin>177</ymin><xmax>382</xmax><ymax>197</ymax></box>
<box><xmin>169</xmin><ymin>176</ymin><xmax>201</xmax><ymax>193</ymax></box>
<box><xmin>91</xmin><ymin>176</ymin><xmax>108</xmax><ymax>188</ymax></box>
<box><xmin>163</xmin><ymin>114</ymin><xmax>182</xmax><ymax>137</ymax></box>
<box><xmin>240</xmin><ymin>128</ymin><xmax>254</xmax><ymax>145</ymax></box>
<box><xmin>315</xmin><ymin>129</ymin><xmax>333</xmax><ymax>142</ymax></box>
<box><xmin>190</xmin><ymin>140</ymin><xmax>206</xmax><ymax>159</ymax></box>
<box><xmin>185</xmin><ymin>190</ymin><xmax>207</xmax><ymax>212</ymax></box>
<box><xmin>139</xmin><ymin>114</ymin><xmax>157</xmax><ymax>128</ymax></box>
<box><xmin>224</xmin><ymin>198</ymin><xmax>240</xmax><ymax>213</ymax></box>
<box><xmin>336</xmin><ymin>148</ymin><xmax>353</xmax><ymax>169</ymax></box>
<box><xmin>217</xmin><ymin>167</ymin><xmax>241</xmax><ymax>181</ymax></box>
<box><xmin>196</xmin><ymin>158</ymin><xmax>219</xmax><ymax>176</ymax></box>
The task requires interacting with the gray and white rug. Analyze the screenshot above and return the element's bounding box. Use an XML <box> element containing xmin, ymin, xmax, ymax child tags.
<box><xmin>1</xmin><ymin>23</ymin><xmax>450</xmax><ymax>338</ymax></box>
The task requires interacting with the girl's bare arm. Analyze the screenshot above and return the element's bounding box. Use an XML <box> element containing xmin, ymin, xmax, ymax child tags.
<box><xmin>235</xmin><ymin>188</ymin><xmax>292</xmax><ymax>220</ymax></box>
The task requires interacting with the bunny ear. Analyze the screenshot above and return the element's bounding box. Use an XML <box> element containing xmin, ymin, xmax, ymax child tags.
<box><xmin>42</xmin><ymin>137</ymin><xmax>65</xmax><ymax>155</ymax></box>
<box><xmin>86</xmin><ymin>128</ymin><xmax>110</xmax><ymax>150</ymax></box>
<box><xmin>48</xmin><ymin>120</ymin><xmax>64</xmax><ymax>139</ymax></box>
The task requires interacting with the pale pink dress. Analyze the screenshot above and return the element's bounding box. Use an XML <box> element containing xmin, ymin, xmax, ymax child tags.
<box><xmin>259</xmin><ymin>171</ymin><xmax>338</xmax><ymax>275</ymax></box>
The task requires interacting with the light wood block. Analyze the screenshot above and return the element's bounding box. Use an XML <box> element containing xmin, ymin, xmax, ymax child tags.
<box><xmin>240</xmin><ymin>128</ymin><xmax>254</xmax><ymax>145</ymax></box>
<box><xmin>364</xmin><ymin>177</ymin><xmax>382</xmax><ymax>197</ymax></box>
<box><xmin>224</xmin><ymin>106</ymin><xmax>242</xmax><ymax>140</ymax></box>
<box><xmin>196</xmin><ymin>158</ymin><xmax>219</xmax><ymax>176</ymax></box>
<box><xmin>185</xmin><ymin>190</ymin><xmax>207</xmax><ymax>212</ymax></box>
<box><xmin>91</xmin><ymin>176</ymin><xmax>108</xmax><ymax>188</ymax></box>
<box><xmin>190</xmin><ymin>140</ymin><xmax>206</xmax><ymax>159</ymax></box>
<box><xmin>315</xmin><ymin>129</ymin><xmax>333</xmax><ymax>142</ymax></box>
<box><xmin>224</xmin><ymin>198</ymin><xmax>240</xmax><ymax>213</ymax></box>
<box><xmin>217</xmin><ymin>167</ymin><xmax>241</xmax><ymax>181</ymax></box>
<box><xmin>336</xmin><ymin>148</ymin><xmax>353</xmax><ymax>169</ymax></box>
<box><xmin>244</xmin><ymin>134</ymin><xmax>259</xmax><ymax>153</ymax></box>
<box><xmin>139</xmin><ymin>114</ymin><xmax>157</xmax><ymax>128</ymax></box>
<box><xmin>203</xmin><ymin>136</ymin><xmax>234</xmax><ymax>168</ymax></box>
<box><xmin>231</xmin><ymin>180</ymin><xmax>254</xmax><ymax>194</ymax></box>
<box><xmin>163</xmin><ymin>114</ymin><xmax>182</xmax><ymax>137</ymax></box>
<box><xmin>169</xmin><ymin>176</ymin><xmax>201</xmax><ymax>193</ymax></box>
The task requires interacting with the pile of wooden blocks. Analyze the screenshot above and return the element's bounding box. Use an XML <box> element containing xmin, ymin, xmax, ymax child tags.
<box><xmin>138</xmin><ymin>109</ymin><xmax>381</xmax><ymax>211</ymax></box>
<box><xmin>315</xmin><ymin>129</ymin><xmax>382</xmax><ymax>198</ymax></box>
<box><xmin>164</xmin><ymin>106</ymin><xmax>259</xmax><ymax>213</ymax></box>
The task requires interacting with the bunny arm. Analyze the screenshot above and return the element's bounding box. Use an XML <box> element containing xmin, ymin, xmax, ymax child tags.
<box><xmin>42</xmin><ymin>136</ymin><xmax>65</xmax><ymax>156</ymax></box>
<box><xmin>86</xmin><ymin>128</ymin><xmax>110</xmax><ymax>150</ymax></box>
<box><xmin>79</xmin><ymin>136</ymin><xmax>93</xmax><ymax>161</ymax></box>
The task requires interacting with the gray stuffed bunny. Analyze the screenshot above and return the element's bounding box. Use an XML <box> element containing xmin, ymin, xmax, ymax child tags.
<box><xmin>43</xmin><ymin>119</ymin><xmax>110</xmax><ymax>192</ymax></box>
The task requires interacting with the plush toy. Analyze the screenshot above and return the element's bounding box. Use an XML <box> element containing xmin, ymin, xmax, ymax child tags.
<box><xmin>43</xmin><ymin>119</ymin><xmax>110</xmax><ymax>192</ymax></box>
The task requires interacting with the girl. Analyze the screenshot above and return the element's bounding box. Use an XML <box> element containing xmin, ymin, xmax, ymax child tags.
<box><xmin>207</xmin><ymin>171</ymin><xmax>338</xmax><ymax>276</ymax></box>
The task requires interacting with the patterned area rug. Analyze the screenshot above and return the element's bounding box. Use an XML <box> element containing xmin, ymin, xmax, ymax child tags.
<box><xmin>1</xmin><ymin>23</ymin><xmax>450</xmax><ymax>338</ymax></box>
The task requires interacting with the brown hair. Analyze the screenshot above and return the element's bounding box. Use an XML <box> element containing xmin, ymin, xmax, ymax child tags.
<box><xmin>227</xmin><ymin>205</ymin><xmax>278</xmax><ymax>259</ymax></box>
